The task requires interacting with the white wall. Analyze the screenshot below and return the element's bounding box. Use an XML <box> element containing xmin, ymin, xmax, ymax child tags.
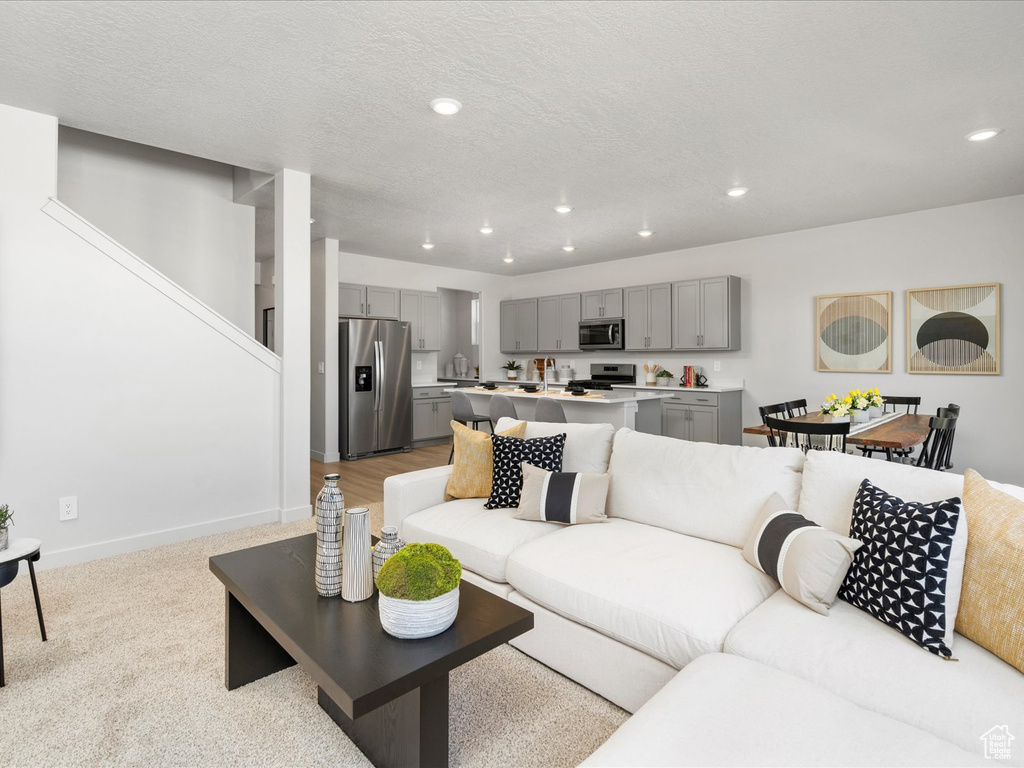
<box><xmin>0</xmin><ymin>104</ymin><xmax>281</xmax><ymax>567</ymax></box>
<box><xmin>499</xmin><ymin>195</ymin><xmax>1024</xmax><ymax>484</ymax></box>
<box><xmin>57</xmin><ymin>127</ymin><xmax>256</xmax><ymax>333</ymax></box>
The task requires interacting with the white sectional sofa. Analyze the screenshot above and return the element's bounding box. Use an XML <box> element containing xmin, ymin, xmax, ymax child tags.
<box><xmin>384</xmin><ymin>420</ymin><xmax>1024</xmax><ymax>766</ymax></box>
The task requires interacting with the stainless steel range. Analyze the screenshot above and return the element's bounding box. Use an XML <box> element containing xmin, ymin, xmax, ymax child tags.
<box><xmin>567</xmin><ymin>363</ymin><xmax>636</xmax><ymax>390</ymax></box>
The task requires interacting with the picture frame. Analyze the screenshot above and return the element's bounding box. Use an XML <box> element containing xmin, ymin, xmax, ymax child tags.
<box><xmin>906</xmin><ymin>283</ymin><xmax>1000</xmax><ymax>374</ymax></box>
<box><xmin>816</xmin><ymin>290</ymin><xmax>892</xmax><ymax>373</ymax></box>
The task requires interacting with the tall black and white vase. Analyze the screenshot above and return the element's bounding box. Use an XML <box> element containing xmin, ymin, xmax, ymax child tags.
<box><xmin>372</xmin><ymin>525</ymin><xmax>406</xmax><ymax>584</ymax></box>
<box><xmin>342</xmin><ymin>507</ymin><xmax>374</xmax><ymax>601</ymax></box>
<box><xmin>315</xmin><ymin>474</ymin><xmax>343</xmax><ymax>597</ymax></box>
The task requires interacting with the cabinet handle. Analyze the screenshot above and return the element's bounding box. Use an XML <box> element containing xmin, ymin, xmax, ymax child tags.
<box><xmin>360</xmin><ymin>303</ymin><xmax>364</xmax><ymax>314</ymax></box>
<box><xmin>368</xmin><ymin>303</ymin><xmax>371</xmax><ymax>316</ymax></box>
<box><xmin>697</xmin><ymin>398</ymin><xmax>709</xmax><ymax>402</ymax></box>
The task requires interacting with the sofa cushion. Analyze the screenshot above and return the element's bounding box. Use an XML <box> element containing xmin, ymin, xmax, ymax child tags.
<box><xmin>494</xmin><ymin>417</ymin><xmax>615</xmax><ymax>474</ymax></box>
<box><xmin>606</xmin><ymin>428</ymin><xmax>806</xmax><ymax>547</ymax></box>
<box><xmin>515</xmin><ymin>462</ymin><xmax>609</xmax><ymax>525</ymax></box>
<box><xmin>840</xmin><ymin>478</ymin><xmax>963</xmax><ymax>658</ymax></box>
<box><xmin>400</xmin><ymin>497</ymin><xmax>560</xmax><ymax>583</ymax></box>
<box><xmin>484</xmin><ymin>432</ymin><xmax>566</xmax><ymax>509</ymax></box>
<box><xmin>506</xmin><ymin>518</ymin><xmax>778</xmax><ymax>669</ymax></box>
<box><xmin>725</xmin><ymin>590</ymin><xmax>1024</xmax><ymax>763</ymax></box>
<box><xmin>444</xmin><ymin>420</ymin><xmax>526</xmax><ymax>500</ymax></box>
<box><xmin>582</xmin><ymin>653</ymin><xmax>985</xmax><ymax>767</ymax></box>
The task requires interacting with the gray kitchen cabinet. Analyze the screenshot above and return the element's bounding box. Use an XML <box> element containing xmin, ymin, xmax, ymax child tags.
<box><xmin>500</xmin><ymin>299</ymin><xmax>538</xmax><ymax>353</ymax></box>
<box><xmin>338</xmin><ymin>284</ymin><xmax>400</xmax><ymax>319</ymax></box>
<box><xmin>625</xmin><ymin>283</ymin><xmax>672</xmax><ymax>351</ymax></box>
<box><xmin>581</xmin><ymin>289</ymin><xmax>624</xmax><ymax>320</ymax></box>
<box><xmin>538</xmin><ymin>293</ymin><xmax>581</xmax><ymax>352</ymax></box>
<box><xmin>400</xmin><ymin>290</ymin><xmax>441</xmax><ymax>351</ymax></box>
<box><xmin>412</xmin><ymin>394</ymin><xmax>453</xmax><ymax>442</ymax></box>
<box><xmin>672</xmin><ymin>276</ymin><xmax>741</xmax><ymax>350</ymax></box>
<box><xmin>661</xmin><ymin>390</ymin><xmax>742</xmax><ymax>445</ymax></box>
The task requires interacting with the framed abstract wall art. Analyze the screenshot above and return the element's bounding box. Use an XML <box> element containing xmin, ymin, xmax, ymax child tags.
<box><xmin>816</xmin><ymin>291</ymin><xmax>892</xmax><ymax>372</ymax></box>
<box><xmin>907</xmin><ymin>283</ymin><xmax>1000</xmax><ymax>374</ymax></box>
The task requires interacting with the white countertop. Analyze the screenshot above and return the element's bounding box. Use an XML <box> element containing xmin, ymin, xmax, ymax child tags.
<box><xmin>610</xmin><ymin>383</ymin><xmax>744</xmax><ymax>393</ymax></box>
<box><xmin>445</xmin><ymin>386</ymin><xmax>675</xmax><ymax>404</ymax></box>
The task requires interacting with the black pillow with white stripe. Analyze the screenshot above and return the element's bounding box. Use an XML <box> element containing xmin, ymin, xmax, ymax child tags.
<box><xmin>839</xmin><ymin>479</ymin><xmax>962</xmax><ymax>658</ymax></box>
<box><xmin>742</xmin><ymin>493</ymin><xmax>863</xmax><ymax>615</ymax></box>
<box><xmin>484</xmin><ymin>433</ymin><xmax>566</xmax><ymax>509</ymax></box>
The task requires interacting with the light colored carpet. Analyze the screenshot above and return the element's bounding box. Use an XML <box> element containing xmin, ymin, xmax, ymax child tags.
<box><xmin>0</xmin><ymin>504</ymin><xmax>627</xmax><ymax>767</ymax></box>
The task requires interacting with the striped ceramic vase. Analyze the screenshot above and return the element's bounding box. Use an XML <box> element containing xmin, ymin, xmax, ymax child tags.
<box><xmin>342</xmin><ymin>507</ymin><xmax>374</xmax><ymax>601</ymax></box>
<box><xmin>314</xmin><ymin>474</ymin><xmax>343</xmax><ymax>597</ymax></box>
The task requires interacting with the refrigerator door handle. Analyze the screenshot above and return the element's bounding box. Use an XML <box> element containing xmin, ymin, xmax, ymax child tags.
<box><xmin>374</xmin><ymin>340</ymin><xmax>383</xmax><ymax>412</ymax></box>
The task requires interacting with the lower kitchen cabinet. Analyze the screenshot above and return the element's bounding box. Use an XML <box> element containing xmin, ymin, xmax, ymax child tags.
<box><xmin>412</xmin><ymin>395</ymin><xmax>453</xmax><ymax>443</ymax></box>
<box><xmin>661</xmin><ymin>390</ymin><xmax>742</xmax><ymax>445</ymax></box>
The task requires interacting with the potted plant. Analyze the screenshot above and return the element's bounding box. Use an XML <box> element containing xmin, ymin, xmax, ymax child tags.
<box><xmin>849</xmin><ymin>389</ymin><xmax>871</xmax><ymax>423</ymax></box>
<box><xmin>865</xmin><ymin>388</ymin><xmax>885</xmax><ymax>419</ymax></box>
<box><xmin>820</xmin><ymin>393</ymin><xmax>852</xmax><ymax>422</ymax></box>
<box><xmin>376</xmin><ymin>543</ymin><xmax>462</xmax><ymax>639</ymax></box>
<box><xmin>0</xmin><ymin>504</ymin><xmax>12</xmax><ymax>552</ymax></box>
<box><xmin>655</xmin><ymin>369</ymin><xmax>675</xmax><ymax>387</ymax></box>
<box><xmin>502</xmin><ymin>360</ymin><xmax>523</xmax><ymax>381</ymax></box>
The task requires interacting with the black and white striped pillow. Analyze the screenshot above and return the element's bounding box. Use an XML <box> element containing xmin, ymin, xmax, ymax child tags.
<box><xmin>484</xmin><ymin>433</ymin><xmax>566</xmax><ymax>509</ymax></box>
<box><xmin>742</xmin><ymin>493</ymin><xmax>863</xmax><ymax>615</ymax></box>
<box><xmin>515</xmin><ymin>463</ymin><xmax>609</xmax><ymax>525</ymax></box>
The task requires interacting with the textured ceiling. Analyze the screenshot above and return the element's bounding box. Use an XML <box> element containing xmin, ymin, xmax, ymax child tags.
<box><xmin>1</xmin><ymin>1</ymin><xmax>1023</xmax><ymax>274</ymax></box>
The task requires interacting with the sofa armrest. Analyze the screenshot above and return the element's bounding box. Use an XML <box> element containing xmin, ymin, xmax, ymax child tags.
<box><xmin>383</xmin><ymin>465</ymin><xmax>453</xmax><ymax>531</ymax></box>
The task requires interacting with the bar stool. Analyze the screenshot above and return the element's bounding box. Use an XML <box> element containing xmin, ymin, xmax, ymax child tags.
<box><xmin>0</xmin><ymin>537</ymin><xmax>47</xmax><ymax>686</ymax></box>
<box><xmin>449</xmin><ymin>391</ymin><xmax>492</xmax><ymax>464</ymax></box>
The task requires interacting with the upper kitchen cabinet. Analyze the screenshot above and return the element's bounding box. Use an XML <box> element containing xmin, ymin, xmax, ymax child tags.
<box><xmin>624</xmin><ymin>283</ymin><xmax>672</xmax><ymax>351</ymax></box>
<box><xmin>672</xmin><ymin>276</ymin><xmax>741</xmax><ymax>350</ymax></box>
<box><xmin>338</xmin><ymin>283</ymin><xmax>400</xmax><ymax>320</ymax></box>
<box><xmin>581</xmin><ymin>288</ymin><xmax>624</xmax><ymax>320</ymax></box>
<box><xmin>537</xmin><ymin>293</ymin><xmax>581</xmax><ymax>352</ymax></box>
<box><xmin>500</xmin><ymin>299</ymin><xmax>539</xmax><ymax>353</ymax></box>
<box><xmin>400</xmin><ymin>290</ymin><xmax>441</xmax><ymax>351</ymax></box>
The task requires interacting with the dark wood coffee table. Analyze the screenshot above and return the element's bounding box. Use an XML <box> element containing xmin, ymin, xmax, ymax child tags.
<box><xmin>209</xmin><ymin>533</ymin><xmax>533</xmax><ymax>768</ymax></box>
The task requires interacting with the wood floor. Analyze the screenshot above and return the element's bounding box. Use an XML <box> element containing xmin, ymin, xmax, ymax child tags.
<box><xmin>310</xmin><ymin>442</ymin><xmax>451</xmax><ymax>507</ymax></box>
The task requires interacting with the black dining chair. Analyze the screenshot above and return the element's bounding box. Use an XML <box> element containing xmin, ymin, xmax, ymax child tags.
<box><xmin>936</xmin><ymin>404</ymin><xmax>960</xmax><ymax>470</ymax></box>
<box><xmin>765</xmin><ymin>416</ymin><xmax>849</xmax><ymax>455</ymax></box>
<box><xmin>759</xmin><ymin>403</ymin><xmax>792</xmax><ymax>447</ymax></box>
<box><xmin>915</xmin><ymin>415</ymin><xmax>958</xmax><ymax>471</ymax></box>
<box><xmin>784</xmin><ymin>399</ymin><xmax>809</xmax><ymax>417</ymax></box>
<box><xmin>860</xmin><ymin>395</ymin><xmax>922</xmax><ymax>460</ymax></box>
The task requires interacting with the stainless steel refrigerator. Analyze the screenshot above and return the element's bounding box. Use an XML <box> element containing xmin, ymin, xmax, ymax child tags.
<box><xmin>339</xmin><ymin>319</ymin><xmax>413</xmax><ymax>460</ymax></box>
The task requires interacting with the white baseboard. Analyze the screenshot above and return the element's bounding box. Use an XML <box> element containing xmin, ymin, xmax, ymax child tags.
<box><xmin>310</xmin><ymin>449</ymin><xmax>341</xmax><ymax>463</ymax></box>
<box><xmin>280</xmin><ymin>504</ymin><xmax>313</xmax><ymax>523</ymax></box>
<box><xmin>38</xmin><ymin>508</ymin><xmax>281</xmax><ymax>570</ymax></box>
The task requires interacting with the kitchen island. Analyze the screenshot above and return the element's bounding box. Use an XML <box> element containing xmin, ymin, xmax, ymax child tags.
<box><xmin>444</xmin><ymin>386</ymin><xmax>676</xmax><ymax>434</ymax></box>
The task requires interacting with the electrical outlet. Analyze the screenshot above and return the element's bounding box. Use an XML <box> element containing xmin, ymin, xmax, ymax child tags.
<box><xmin>416</xmin><ymin>360</ymin><xmax>423</xmax><ymax>370</ymax></box>
<box><xmin>713</xmin><ymin>360</ymin><xmax>722</xmax><ymax>372</ymax></box>
<box><xmin>317</xmin><ymin>361</ymin><xmax>325</xmax><ymax>374</ymax></box>
<box><xmin>59</xmin><ymin>496</ymin><xmax>78</xmax><ymax>521</ymax></box>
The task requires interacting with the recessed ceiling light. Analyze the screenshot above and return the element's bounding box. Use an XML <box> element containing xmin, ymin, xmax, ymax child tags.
<box><xmin>637</xmin><ymin>229</ymin><xmax>654</xmax><ymax>237</ymax></box>
<box><xmin>727</xmin><ymin>187</ymin><xmax>749</xmax><ymax>197</ymax></box>
<box><xmin>479</xmin><ymin>226</ymin><xmax>494</xmax><ymax>235</ymax></box>
<box><xmin>562</xmin><ymin>245</ymin><xmax>576</xmax><ymax>252</ymax></box>
<box><xmin>430</xmin><ymin>98</ymin><xmax>462</xmax><ymax>116</ymax></box>
<box><xmin>966</xmin><ymin>128</ymin><xmax>1002</xmax><ymax>142</ymax></box>
<box><xmin>421</xmin><ymin>242</ymin><xmax>435</xmax><ymax>250</ymax></box>
<box><xmin>503</xmin><ymin>256</ymin><xmax>515</xmax><ymax>263</ymax></box>
<box><xmin>554</xmin><ymin>204</ymin><xmax>573</xmax><ymax>214</ymax></box>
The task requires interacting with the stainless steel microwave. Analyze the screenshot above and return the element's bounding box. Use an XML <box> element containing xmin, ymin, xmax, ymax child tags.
<box><xmin>579</xmin><ymin>318</ymin><xmax>625</xmax><ymax>350</ymax></box>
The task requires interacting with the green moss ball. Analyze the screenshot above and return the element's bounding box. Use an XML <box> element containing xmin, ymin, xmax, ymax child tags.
<box><xmin>376</xmin><ymin>542</ymin><xmax>462</xmax><ymax>601</ymax></box>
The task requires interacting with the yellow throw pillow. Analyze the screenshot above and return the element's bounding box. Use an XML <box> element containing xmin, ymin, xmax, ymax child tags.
<box><xmin>956</xmin><ymin>469</ymin><xmax>1024</xmax><ymax>673</ymax></box>
<box><xmin>444</xmin><ymin>421</ymin><xmax>526</xmax><ymax>501</ymax></box>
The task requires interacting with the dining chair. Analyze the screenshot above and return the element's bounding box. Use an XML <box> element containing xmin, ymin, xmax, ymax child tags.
<box><xmin>784</xmin><ymin>399</ymin><xmax>809</xmax><ymax>417</ymax></box>
<box><xmin>936</xmin><ymin>404</ymin><xmax>960</xmax><ymax>470</ymax></box>
<box><xmin>758</xmin><ymin>403</ymin><xmax>792</xmax><ymax>447</ymax></box>
<box><xmin>860</xmin><ymin>395</ymin><xmax>922</xmax><ymax>460</ymax></box>
<box><xmin>915</xmin><ymin>415</ymin><xmax>958</xmax><ymax>471</ymax></box>
<box><xmin>488</xmin><ymin>394</ymin><xmax>518</xmax><ymax>425</ymax></box>
<box><xmin>448</xmin><ymin>391</ymin><xmax>492</xmax><ymax>464</ymax></box>
<box><xmin>765</xmin><ymin>416</ymin><xmax>849</xmax><ymax>454</ymax></box>
<box><xmin>535</xmin><ymin>398</ymin><xmax>567</xmax><ymax>423</ymax></box>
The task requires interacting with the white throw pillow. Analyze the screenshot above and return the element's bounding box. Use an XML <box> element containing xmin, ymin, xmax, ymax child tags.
<box><xmin>606</xmin><ymin>428</ymin><xmax>806</xmax><ymax>548</ymax></box>
<box><xmin>494</xmin><ymin>417</ymin><xmax>615</xmax><ymax>474</ymax></box>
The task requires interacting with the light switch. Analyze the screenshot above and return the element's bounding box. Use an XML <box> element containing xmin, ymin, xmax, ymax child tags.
<box><xmin>317</xmin><ymin>361</ymin><xmax>325</xmax><ymax>374</ymax></box>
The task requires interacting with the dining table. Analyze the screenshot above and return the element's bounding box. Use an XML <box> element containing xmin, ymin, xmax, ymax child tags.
<box><xmin>743</xmin><ymin>412</ymin><xmax>933</xmax><ymax>461</ymax></box>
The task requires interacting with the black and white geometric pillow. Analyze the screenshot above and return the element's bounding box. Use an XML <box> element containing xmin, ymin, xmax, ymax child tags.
<box><xmin>484</xmin><ymin>433</ymin><xmax>566</xmax><ymax>509</ymax></box>
<box><xmin>839</xmin><ymin>478</ymin><xmax>962</xmax><ymax>658</ymax></box>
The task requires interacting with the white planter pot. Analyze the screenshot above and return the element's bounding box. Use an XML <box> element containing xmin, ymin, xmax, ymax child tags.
<box><xmin>868</xmin><ymin>406</ymin><xmax>883</xmax><ymax>419</ymax></box>
<box><xmin>0</xmin><ymin>527</ymin><xmax>7</xmax><ymax>551</ymax></box>
<box><xmin>507</xmin><ymin>372</ymin><xmax>518</xmax><ymax>380</ymax></box>
<box><xmin>823</xmin><ymin>414</ymin><xmax>850</xmax><ymax>423</ymax></box>
<box><xmin>379</xmin><ymin>587</ymin><xmax>460</xmax><ymax>640</ymax></box>
<box><xmin>852</xmin><ymin>410</ymin><xmax>870</xmax><ymax>423</ymax></box>
<box><xmin>656</xmin><ymin>379</ymin><xmax>670</xmax><ymax>387</ymax></box>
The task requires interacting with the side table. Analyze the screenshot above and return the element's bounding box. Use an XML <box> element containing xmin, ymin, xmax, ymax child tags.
<box><xmin>0</xmin><ymin>537</ymin><xmax>47</xmax><ymax>687</ymax></box>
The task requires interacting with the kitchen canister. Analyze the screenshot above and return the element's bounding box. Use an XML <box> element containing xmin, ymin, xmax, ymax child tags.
<box><xmin>314</xmin><ymin>474</ymin><xmax>344</xmax><ymax>597</ymax></box>
<box><xmin>342</xmin><ymin>506</ymin><xmax>374</xmax><ymax>601</ymax></box>
<box><xmin>372</xmin><ymin>525</ymin><xmax>406</xmax><ymax>584</ymax></box>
